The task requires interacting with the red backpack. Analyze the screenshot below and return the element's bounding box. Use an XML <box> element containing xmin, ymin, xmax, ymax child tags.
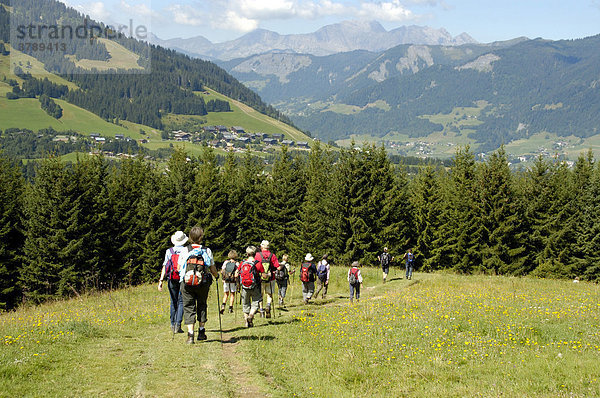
<box><xmin>240</xmin><ymin>260</ymin><xmax>259</xmax><ymax>289</ymax></box>
<box><xmin>300</xmin><ymin>262</ymin><xmax>313</xmax><ymax>282</ymax></box>
<box><xmin>165</xmin><ymin>248</ymin><xmax>181</xmax><ymax>281</ymax></box>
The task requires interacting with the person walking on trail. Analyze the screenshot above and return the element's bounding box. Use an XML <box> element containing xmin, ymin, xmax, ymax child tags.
<box><xmin>348</xmin><ymin>261</ymin><xmax>363</xmax><ymax>303</ymax></box>
<box><xmin>255</xmin><ymin>240</ymin><xmax>281</xmax><ymax>319</ymax></box>
<box><xmin>177</xmin><ymin>226</ymin><xmax>219</xmax><ymax>344</ymax></box>
<box><xmin>239</xmin><ymin>246</ymin><xmax>263</xmax><ymax>328</ymax></box>
<box><xmin>220</xmin><ymin>250</ymin><xmax>239</xmax><ymax>314</ymax></box>
<box><xmin>403</xmin><ymin>248</ymin><xmax>415</xmax><ymax>280</ymax></box>
<box><xmin>299</xmin><ymin>253</ymin><xmax>317</xmax><ymax>304</ymax></box>
<box><xmin>314</xmin><ymin>254</ymin><xmax>331</xmax><ymax>299</ymax></box>
<box><xmin>158</xmin><ymin>230</ymin><xmax>188</xmax><ymax>334</ymax></box>
<box><xmin>275</xmin><ymin>254</ymin><xmax>293</xmax><ymax>308</ymax></box>
<box><xmin>378</xmin><ymin>247</ymin><xmax>394</xmax><ymax>283</ymax></box>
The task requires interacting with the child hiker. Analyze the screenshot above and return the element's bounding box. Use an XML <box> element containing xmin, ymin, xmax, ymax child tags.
<box><xmin>348</xmin><ymin>261</ymin><xmax>363</xmax><ymax>303</ymax></box>
<box><xmin>220</xmin><ymin>250</ymin><xmax>239</xmax><ymax>314</ymax></box>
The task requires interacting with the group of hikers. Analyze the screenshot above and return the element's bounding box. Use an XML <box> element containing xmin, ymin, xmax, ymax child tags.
<box><xmin>157</xmin><ymin>226</ymin><xmax>415</xmax><ymax>344</ymax></box>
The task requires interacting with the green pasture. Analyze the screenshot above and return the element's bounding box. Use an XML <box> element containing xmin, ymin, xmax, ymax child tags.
<box><xmin>1</xmin><ymin>269</ymin><xmax>598</xmax><ymax>397</ymax></box>
<box><xmin>68</xmin><ymin>39</ymin><xmax>144</xmax><ymax>71</ymax></box>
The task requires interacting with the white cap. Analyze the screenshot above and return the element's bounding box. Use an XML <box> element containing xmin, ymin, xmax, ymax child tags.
<box><xmin>305</xmin><ymin>253</ymin><xmax>314</xmax><ymax>261</ymax></box>
<box><xmin>260</xmin><ymin>240</ymin><xmax>269</xmax><ymax>249</ymax></box>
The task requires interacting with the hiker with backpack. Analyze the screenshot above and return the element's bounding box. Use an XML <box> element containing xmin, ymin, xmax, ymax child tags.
<box><xmin>299</xmin><ymin>253</ymin><xmax>318</xmax><ymax>304</ymax></box>
<box><xmin>239</xmin><ymin>245</ymin><xmax>264</xmax><ymax>328</ymax></box>
<box><xmin>348</xmin><ymin>261</ymin><xmax>363</xmax><ymax>303</ymax></box>
<box><xmin>157</xmin><ymin>230</ymin><xmax>188</xmax><ymax>334</ymax></box>
<box><xmin>378</xmin><ymin>247</ymin><xmax>394</xmax><ymax>283</ymax></box>
<box><xmin>177</xmin><ymin>226</ymin><xmax>219</xmax><ymax>344</ymax></box>
<box><xmin>255</xmin><ymin>240</ymin><xmax>281</xmax><ymax>319</ymax></box>
<box><xmin>314</xmin><ymin>254</ymin><xmax>330</xmax><ymax>299</ymax></box>
<box><xmin>403</xmin><ymin>248</ymin><xmax>415</xmax><ymax>280</ymax></box>
<box><xmin>220</xmin><ymin>250</ymin><xmax>239</xmax><ymax>315</ymax></box>
<box><xmin>275</xmin><ymin>254</ymin><xmax>292</xmax><ymax>308</ymax></box>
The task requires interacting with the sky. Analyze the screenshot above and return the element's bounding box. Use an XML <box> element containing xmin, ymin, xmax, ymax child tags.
<box><xmin>59</xmin><ymin>0</ymin><xmax>600</xmax><ymax>43</ymax></box>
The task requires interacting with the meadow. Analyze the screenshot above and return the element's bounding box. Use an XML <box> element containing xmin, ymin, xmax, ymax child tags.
<box><xmin>1</xmin><ymin>268</ymin><xmax>599</xmax><ymax>397</ymax></box>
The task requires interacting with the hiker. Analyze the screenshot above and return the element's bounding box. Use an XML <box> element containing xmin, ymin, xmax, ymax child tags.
<box><xmin>239</xmin><ymin>246</ymin><xmax>263</xmax><ymax>327</ymax></box>
<box><xmin>378</xmin><ymin>247</ymin><xmax>394</xmax><ymax>283</ymax></box>
<box><xmin>220</xmin><ymin>250</ymin><xmax>239</xmax><ymax>314</ymax></box>
<box><xmin>348</xmin><ymin>261</ymin><xmax>363</xmax><ymax>303</ymax></box>
<box><xmin>177</xmin><ymin>226</ymin><xmax>219</xmax><ymax>344</ymax></box>
<box><xmin>314</xmin><ymin>254</ymin><xmax>330</xmax><ymax>299</ymax></box>
<box><xmin>275</xmin><ymin>254</ymin><xmax>293</xmax><ymax>308</ymax></box>
<box><xmin>255</xmin><ymin>240</ymin><xmax>281</xmax><ymax>319</ymax></box>
<box><xmin>299</xmin><ymin>253</ymin><xmax>317</xmax><ymax>304</ymax></box>
<box><xmin>157</xmin><ymin>230</ymin><xmax>188</xmax><ymax>334</ymax></box>
<box><xmin>403</xmin><ymin>248</ymin><xmax>414</xmax><ymax>280</ymax></box>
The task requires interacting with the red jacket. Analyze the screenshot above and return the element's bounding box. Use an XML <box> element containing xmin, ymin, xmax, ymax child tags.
<box><xmin>255</xmin><ymin>250</ymin><xmax>280</xmax><ymax>281</ymax></box>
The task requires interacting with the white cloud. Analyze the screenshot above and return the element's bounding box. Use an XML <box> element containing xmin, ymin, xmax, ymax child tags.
<box><xmin>164</xmin><ymin>0</ymin><xmax>421</xmax><ymax>33</ymax></box>
<box><xmin>118</xmin><ymin>0</ymin><xmax>157</xmax><ymax>18</ymax></box>
<box><xmin>167</xmin><ymin>4</ymin><xmax>205</xmax><ymax>26</ymax></box>
<box><xmin>63</xmin><ymin>1</ymin><xmax>112</xmax><ymax>20</ymax></box>
<box><xmin>357</xmin><ymin>1</ymin><xmax>413</xmax><ymax>22</ymax></box>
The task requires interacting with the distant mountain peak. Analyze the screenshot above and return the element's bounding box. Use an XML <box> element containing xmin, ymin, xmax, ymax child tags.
<box><xmin>153</xmin><ymin>21</ymin><xmax>478</xmax><ymax>61</ymax></box>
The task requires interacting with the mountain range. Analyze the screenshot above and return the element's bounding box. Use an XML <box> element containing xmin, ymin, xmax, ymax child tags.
<box><xmin>150</xmin><ymin>21</ymin><xmax>477</xmax><ymax>61</ymax></box>
<box><xmin>218</xmin><ymin>35</ymin><xmax>600</xmax><ymax>152</ymax></box>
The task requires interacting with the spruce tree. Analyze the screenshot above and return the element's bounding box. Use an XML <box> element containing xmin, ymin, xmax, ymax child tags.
<box><xmin>0</xmin><ymin>155</ymin><xmax>24</xmax><ymax>309</ymax></box>
<box><xmin>478</xmin><ymin>147</ymin><xmax>526</xmax><ymax>275</ymax></box>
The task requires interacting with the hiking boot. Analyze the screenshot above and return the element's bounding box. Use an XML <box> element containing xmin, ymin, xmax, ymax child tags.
<box><xmin>265</xmin><ymin>309</ymin><xmax>271</xmax><ymax>319</ymax></box>
<box><xmin>220</xmin><ymin>303</ymin><xmax>225</xmax><ymax>315</ymax></box>
<box><xmin>176</xmin><ymin>325</ymin><xmax>184</xmax><ymax>333</ymax></box>
<box><xmin>186</xmin><ymin>332</ymin><xmax>194</xmax><ymax>344</ymax></box>
<box><xmin>247</xmin><ymin>318</ymin><xmax>253</xmax><ymax>328</ymax></box>
<box><xmin>228</xmin><ymin>306</ymin><xmax>233</xmax><ymax>313</ymax></box>
<box><xmin>197</xmin><ymin>328</ymin><xmax>207</xmax><ymax>341</ymax></box>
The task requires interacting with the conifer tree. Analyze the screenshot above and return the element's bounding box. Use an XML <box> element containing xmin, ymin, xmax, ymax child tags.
<box><xmin>409</xmin><ymin>165</ymin><xmax>444</xmax><ymax>271</ymax></box>
<box><xmin>294</xmin><ymin>141</ymin><xmax>335</xmax><ymax>261</ymax></box>
<box><xmin>448</xmin><ymin>146</ymin><xmax>484</xmax><ymax>274</ymax></box>
<box><xmin>188</xmin><ymin>147</ymin><xmax>228</xmax><ymax>261</ymax></box>
<box><xmin>108</xmin><ymin>156</ymin><xmax>155</xmax><ymax>285</ymax></box>
<box><xmin>0</xmin><ymin>155</ymin><xmax>24</xmax><ymax>309</ymax></box>
<box><xmin>22</xmin><ymin>157</ymin><xmax>76</xmax><ymax>302</ymax></box>
<box><xmin>479</xmin><ymin>147</ymin><xmax>526</xmax><ymax>275</ymax></box>
<box><xmin>263</xmin><ymin>146</ymin><xmax>305</xmax><ymax>257</ymax></box>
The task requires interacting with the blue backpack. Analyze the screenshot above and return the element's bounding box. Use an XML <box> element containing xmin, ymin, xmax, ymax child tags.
<box><xmin>317</xmin><ymin>262</ymin><xmax>328</xmax><ymax>282</ymax></box>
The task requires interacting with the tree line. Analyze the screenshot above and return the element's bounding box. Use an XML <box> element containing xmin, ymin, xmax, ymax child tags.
<box><xmin>1</xmin><ymin>143</ymin><xmax>599</xmax><ymax>311</ymax></box>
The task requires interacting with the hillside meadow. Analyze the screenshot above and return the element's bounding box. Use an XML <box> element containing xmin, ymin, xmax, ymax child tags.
<box><xmin>1</xmin><ymin>269</ymin><xmax>598</xmax><ymax>397</ymax></box>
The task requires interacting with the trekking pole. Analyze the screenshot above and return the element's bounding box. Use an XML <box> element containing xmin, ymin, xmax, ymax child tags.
<box><xmin>271</xmin><ymin>280</ymin><xmax>277</xmax><ymax>319</ymax></box>
<box><xmin>215</xmin><ymin>280</ymin><xmax>223</xmax><ymax>347</ymax></box>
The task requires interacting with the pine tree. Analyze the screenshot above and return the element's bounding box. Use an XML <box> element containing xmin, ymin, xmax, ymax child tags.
<box><xmin>0</xmin><ymin>154</ymin><xmax>25</xmax><ymax>309</ymax></box>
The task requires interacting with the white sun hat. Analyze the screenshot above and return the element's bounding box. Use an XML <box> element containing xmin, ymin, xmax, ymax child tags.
<box><xmin>171</xmin><ymin>231</ymin><xmax>188</xmax><ymax>246</ymax></box>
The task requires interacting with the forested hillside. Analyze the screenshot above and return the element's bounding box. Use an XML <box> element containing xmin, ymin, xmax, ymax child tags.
<box><xmin>0</xmin><ymin>0</ymin><xmax>296</xmax><ymax>131</ymax></box>
<box><xmin>1</xmin><ymin>144</ymin><xmax>599</xmax><ymax>310</ymax></box>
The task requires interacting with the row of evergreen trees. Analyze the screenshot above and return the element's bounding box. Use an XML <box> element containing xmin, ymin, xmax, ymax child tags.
<box><xmin>1</xmin><ymin>144</ymin><xmax>599</xmax><ymax>310</ymax></box>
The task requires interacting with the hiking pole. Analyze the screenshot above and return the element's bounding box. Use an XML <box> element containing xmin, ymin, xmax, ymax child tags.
<box><xmin>215</xmin><ymin>280</ymin><xmax>223</xmax><ymax>347</ymax></box>
<box><xmin>270</xmin><ymin>280</ymin><xmax>276</xmax><ymax>319</ymax></box>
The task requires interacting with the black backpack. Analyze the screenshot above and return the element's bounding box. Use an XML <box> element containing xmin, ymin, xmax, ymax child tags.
<box><xmin>221</xmin><ymin>260</ymin><xmax>237</xmax><ymax>283</ymax></box>
<box><xmin>381</xmin><ymin>252</ymin><xmax>391</xmax><ymax>267</ymax></box>
<box><xmin>275</xmin><ymin>265</ymin><xmax>288</xmax><ymax>281</ymax></box>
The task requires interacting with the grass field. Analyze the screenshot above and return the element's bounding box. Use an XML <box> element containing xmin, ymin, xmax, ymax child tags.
<box><xmin>67</xmin><ymin>39</ymin><xmax>144</xmax><ymax>71</ymax></box>
<box><xmin>1</xmin><ymin>269</ymin><xmax>598</xmax><ymax>397</ymax></box>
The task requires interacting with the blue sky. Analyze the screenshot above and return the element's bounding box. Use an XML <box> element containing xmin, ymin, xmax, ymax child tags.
<box><xmin>60</xmin><ymin>0</ymin><xmax>600</xmax><ymax>43</ymax></box>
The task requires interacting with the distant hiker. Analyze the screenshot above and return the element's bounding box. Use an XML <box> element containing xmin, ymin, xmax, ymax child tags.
<box><xmin>177</xmin><ymin>226</ymin><xmax>219</xmax><ymax>344</ymax></box>
<box><xmin>378</xmin><ymin>247</ymin><xmax>394</xmax><ymax>283</ymax></box>
<box><xmin>220</xmin><ymin>250</ymin><xmax>239</xmax><ymax>314</ymax></box>
<box><xmin>240</xmin><ymin>246</ymin><xmax>263</xmax><ymax>327</ymax></box>
<box><xmin>158</xmin><ymin>230</ymin><xmax>188</xmax><ymax>334</ymax></box>
<box><xmin>348</xmin><ymin>261</ymin><xmax>363</xmax><ymax>303</ymax></box>
<box><xmin>403</xmin><ymin>249</ymin><xmax>414</xmax><ymax>280</ymax></box>
<box><xmin>314</xmin><ymin>254</ymin><xmax>330</xmax><ymax>299</ymax></box>
<box><xmin>275</xmin><ymin>254</ymin><xmax>293</xmax><ymax>308</ymax></box>
<box><xmin>299</xmin><ymin>253</ymin><xmax>317</xmax><ymax>304</ymax></box>
<box><xmin>255</xmin><ymin>240</ymin><xmax>281</xmax><ymax>318</ymax></box>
